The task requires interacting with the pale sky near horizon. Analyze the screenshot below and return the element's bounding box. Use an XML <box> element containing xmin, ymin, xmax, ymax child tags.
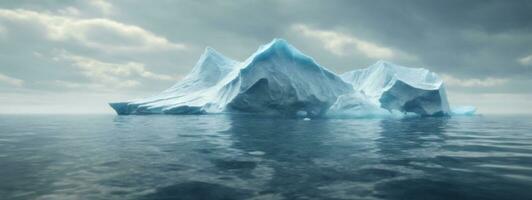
<box><xmin>0</xmin><ymin>0</ymin><xmax>531</xmax><ymax>114</ymax></box>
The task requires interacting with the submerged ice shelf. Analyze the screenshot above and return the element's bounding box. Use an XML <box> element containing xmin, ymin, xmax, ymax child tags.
<box><xmin>110</xmin><ymin>39</ymin><xmax>474</xmax><ymax>117</ymax></box>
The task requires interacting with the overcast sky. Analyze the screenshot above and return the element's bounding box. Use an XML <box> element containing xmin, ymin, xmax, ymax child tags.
<box><xmin>0</xmin><ymin>0</ymin><xmax>531</xmax><ymax>114</ymax></box>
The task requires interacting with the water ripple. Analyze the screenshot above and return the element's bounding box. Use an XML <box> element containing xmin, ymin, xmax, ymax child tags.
<box><xmin>0</xmin><ymin>114</ymin><xmax>531</xmax><ymax>199</ymax></box>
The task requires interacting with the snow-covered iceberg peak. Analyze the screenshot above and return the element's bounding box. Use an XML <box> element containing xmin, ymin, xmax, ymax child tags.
<box><xmin>109</xmin><ymin>39</ymin><xmax>471</xmax><ymax>117</ymax></box>
<box><xmin>226</xmin><ymin>38</ymin><xmax>353</xmax><ymax>117</ymax></box>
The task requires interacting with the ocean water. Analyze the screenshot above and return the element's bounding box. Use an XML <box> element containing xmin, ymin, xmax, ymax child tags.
<box><xmin>0</xmin><ymin>114</ymin><xmax>532</xmax><ymax>200</ymax></box>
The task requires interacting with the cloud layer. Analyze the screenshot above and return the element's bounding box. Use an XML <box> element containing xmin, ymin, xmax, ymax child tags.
<box><xmin>54</xmin><ymin>51</ymin><xmax>176</xmax><ymax>90</ymax></box>
<box><xmin>0</xmin><ymin>0</ymin><xmax>531</xmax><ymax>113</ymax></box>
<box><xmin>0</xmin><ymin>9</ymin><xmax>186</xmax><ymax>52</ymax></box>
<box><xmin>0</xmin><ymin>73</ymin><xmax>23</xmax><ymax>87</ymax></box>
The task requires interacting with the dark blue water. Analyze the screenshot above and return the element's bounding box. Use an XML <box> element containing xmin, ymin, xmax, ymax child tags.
<box><xmin>1</xmin><ymin>115</ymin><xmax>532</xmax><ymax>200</ymax></box>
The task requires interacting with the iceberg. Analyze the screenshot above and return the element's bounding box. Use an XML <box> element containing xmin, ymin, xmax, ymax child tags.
<box><xmin>110</xmin><ymin>38</ymin><xmax>473</xmax><ymax>117</ymax></box>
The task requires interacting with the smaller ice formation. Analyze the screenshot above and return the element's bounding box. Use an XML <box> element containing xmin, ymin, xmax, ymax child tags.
<box><xmin>110</xmin><ymin>39</ymin><xmax>475</xmax><ymax>117</ymax></box>
<box><xmin>337</xmin><ymin>61</ymin><xmax>450</xmax><ymax>116</ymax></box>
<box><xmin>451</xmin><ymin>106</ymin><xmax>477</xmax><ymax>116</ymax></box>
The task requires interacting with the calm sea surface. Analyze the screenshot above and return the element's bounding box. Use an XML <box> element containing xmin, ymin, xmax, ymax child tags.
<box><xmin>1</xmin><ymin>114</ymin><xmax>532</xmax><ymax>200</ymax></box>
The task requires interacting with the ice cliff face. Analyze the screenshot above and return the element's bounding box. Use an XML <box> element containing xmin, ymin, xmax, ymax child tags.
<box><xmin>110</xmin><ymin>39</ymin><xmax>468</xmax><ymax>117</ymax></box>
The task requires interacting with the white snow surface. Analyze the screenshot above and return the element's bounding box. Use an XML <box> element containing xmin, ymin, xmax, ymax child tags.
<box><xmin>110</xmin><ymin>39</ymin><xmax>472</xmax><ymax>117</ymax></box>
